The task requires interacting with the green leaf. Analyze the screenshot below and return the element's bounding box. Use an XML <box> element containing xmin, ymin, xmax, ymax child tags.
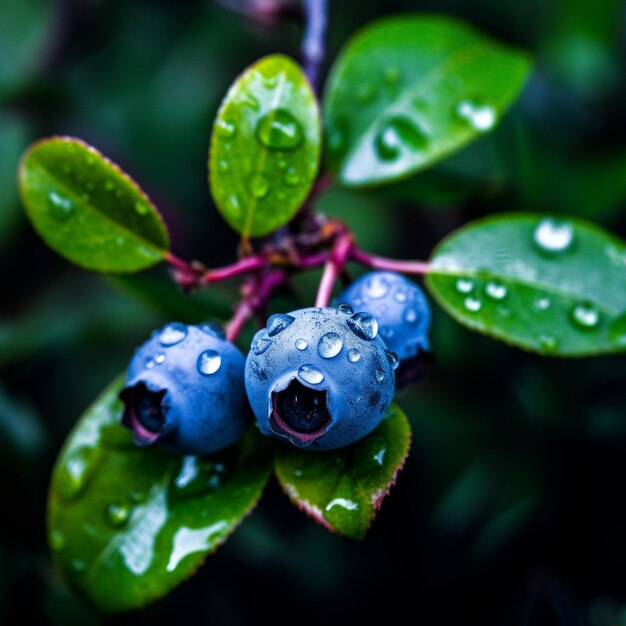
<box><xmin>426</xmin><ymin>213</ymin><xmax>626</xmax><ymax>356</ymax></box>
<box><xmin>274</xmin><ymin>404</ymin><xmax>411</xmax><ymax>540</ymax></box>
<box><xmin>19</xmin><ymin>137</ymin><xmax>170</xmax><ymax>273</ymax></box>
<box><xmin>48</xmin><ymin>377</ymin><xmax>271</xmax><ymax>613</ymax></box>
<box><xmin>209</xmin><ymin>54</ymin><xmax>321</xmax><ymax>237</ymax></box>
<box><xmin>323</xmin><ymin>14</ymin><xmax>532</xmax><ymax>187</ymax></box>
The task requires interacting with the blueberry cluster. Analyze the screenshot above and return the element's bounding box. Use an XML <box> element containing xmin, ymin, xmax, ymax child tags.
<box><xmin>120</xmin><ymin>271</ymin><xmax>431</xmax><ymax>454</ymax></box>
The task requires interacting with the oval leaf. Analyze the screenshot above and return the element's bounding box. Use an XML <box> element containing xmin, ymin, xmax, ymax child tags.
<box><xmin>426</xmin><ymin>213</ymin><xmax>626</xmax><ymax>356</ymax></box>
<box><xmin>48</xmin><ymin>376</ymin><xmax>271</xmax><ymax>613</ymax></box>
<box><xmin>274</xmin><ymin>404</ymin><xmax>411</xmax><ymax>540</ymax></box>
<box><xmin>19</xmin><ymin>137</ymin><xmax>170</xmax><ymax>272</ymax></box>
<box><xmin>209</xmin><ymin>54</ymin><xmax>321</xmax><ymax>237</ymax></box>
<box><xmin>323</xmin><ymin>14</ymin><xmax>532</xmax><ymax>187</ymax></box>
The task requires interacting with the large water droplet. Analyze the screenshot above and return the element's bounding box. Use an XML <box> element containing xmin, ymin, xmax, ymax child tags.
<box><xmin>298</xmin><ymin>365</ymin><xmax>324</xmax><ymax>385</ymax></box>
<box><xmin>464</xmin><ymin>297</ymin><xmax>482</xmax><ymax>312</ymax></box>
<box><xmin>48</xmin><ymin>192</ymin><xmax>74</xmax><ymax>221</ymax></box>
<box><xmin>484</xmin><ymin>281</ymin><xmax>508</xmax><ymax>301</ymax></box>
<box><xmin>456</xmin><ymin>278</ymin><xmax>474</xmax><ymax>294</ymax></box>
<box><xmin>295</xmin><ymin>338</ymin><xmax>308</xmax><ymax>351</ymax></box>
<box><xmin>154</xmin><ymin>352</ymin><xmax>166</xmax><ymax>364</ymax></box>
<box><xmin>216</xmin><ymin>119</ymin><xmax>236</xmax><ymax>138</ymax></box>
<box><xmin>403</xmin><ymin>306</ymin><xmax>420</xmax><ymax>325</ymax></box>
<box><xmin>267</xmin><ymin>313</ymin><xmax>295</xmax><ymax>336</ymax></box>
<box><xmin>347</xmin><ymin>312</ymin><xmax>378</xmax><ymax>340</ymax></box>
<box><xmin>105</xmin><ymin>502</ymin><xmax>131</xmax><ymax>528</ymax></box>
<box><xmin>364</xmin><ymin>274</ymin><xmax>390</xmax><ymax>299</ymax></box>
<box><xmin>252</xmin><ymin>334</ymin><xmax>271</xmax><ymax>355</ymax></box>
<box><xmin>347</xmin><ymin>348</ymin><xmax>361</xmax><ymax>363</ymax></box>
<box><xmin>318</xmin><ymin>332</ymin><xmax>343</xmax><ymax>358</ymax></box>
<box><xmin>386</xmin><ymin>351</ymin><xmax>399</xmax><ymax>370</ymax></box>
<box><xmin>570</xmin><ymin>301</ymin><xmax>601</xmax><ymax>330</ymax></box>
<box><xmin>456</xmin><ymin>100</ymin><xmax>497</xmax><ymax>132</ymax></box>
<box><xmin>197</xmin><ymin>350</ymin><xmax>222</xmax><ymax>375</ymax></box>
<box><xmin>256</xmin><ymin>109</ymin><xmax>303</xmax><ymax>150</ymax></box>
<box><xmin>159</xmin><ymin>322</ymin><xmax>188</xmax><ymax>346</ymax></box>
<box><xmin>374</xmin><ymin>116</ymin><xmax>428</xmax><ymax>161</ymax></box>
<box><xmin>533</xmin><ymin>218</ymin><xmax>575</xmax><ymax>254</ymax></box>
<box><xmin>248</xmin><ymin>174</ymin><xmax>269</xmax><ymax>198</ymax></box>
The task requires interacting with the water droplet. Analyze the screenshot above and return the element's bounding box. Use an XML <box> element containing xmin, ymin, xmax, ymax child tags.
<box><xmin>298</xmin><ymin>364</ymin><xmax>324</xmax><ymax>385</ymax></box>
<box><xmin>318</xmin><ymin>332</ymin><xmax>343</xmax><ymax>358</ymax></box>
<box><xmin>374</xmin><ymin>116</ymin><xmax>428</xmax><ymax>161</ymax></box>
<box><xmin>497</xmin><ymin>306</ymin><xmax>512</xmax><ymax>318</ymax></box>
<box><xmin>197</xmin><ymin>350</ymin><xmax>222</xmax><ymax>375</ymax></box>
<box><xmin>159</xmin><ymin>322</ymin><xmax>188</xmax><ymax>346</ymax></box>
<box><xmin>154</xmin><ymin>352</ymin><xmax>166</xmax><ymax>364</ymax></box>
<box><xmin>456</xmin><ymin>100</ymin><xmax>497</xmax><ymax>132</ymax></box>
<box><xmin>48</xmin><ymin>191</ymin><xmax>74</xmax><ymax>221</ymax></box>
<box><xmin>484</xmin><ymin>281</ymin><xmax>508</xmax><ymax>301</ymax></box>
<box><xmin>386</xmin><ymin>351</ymin><xmax>399</xmax><ymax>370</ymax></box>
<box><xmin>266</xmin><ymin>313</ymin><xmax>295</xmax><ymax>336</ymax></box>
<box><xmin>216</xmin><ymin>119</ymin><xmax>236</xmax><ymax>138</ymax></box>
<box><xmin>283</xmin><ymin>167</ymin><xmax>300</xmax><ymax>186</ymax></box>
<box><xmin>534</xmin><ymin>297</ymin><xmax>551</xmax><ymax>311</ymax></box>
<box><xmin>256</xmin><ymin>109</ymin><xmax>303</xmax><ymax>150</ymax></box>
<box><xmin>403</xmin><ymin>306</ymin><xmax>420</xmax><ymax>324</ymax></box>
<box><xmin>58</xmin><ymin>448</ymin><xmax>97</xmax><ymax>502</ymax></box>
<box><xmin>338</xmin><ymin>303</ymin><xmax>353</xmax><ymax>315</ymax></box>
<box><xmin>347</xmin><ymin>348</ymin><xmax>361</xmax><ymax>362</ymax></box>
<box><xmin>218</xmin><ymin>160</ymin><xmax>230</xmax><ymax>172</ymax></box>
<box><xmin>394</xmin><ymin>291</ymin><xmax>408</xmax><ymax>303</ymax></box>
<box><xmin>464</xmin><ymin>297</ymin><xmax>482</xmax><ymax>312</ymax></box>
<box><xmin>239</xmin><ymin>91</ymin><xmax>260</xmax><ymax>110</ymax></box>
<box><xmin>384</xmin><ymin>66</ymin><xmax>401</xmax><ymax>85</ymax></box>
<box><xmin>50</xmin><ymin>529</ymin><xmax>66</xmax><ymax>551</ymax></box>
<box><xmin>295</xmin><ymin>339</ymin><xmax>308</xmax><ymax>351</ymax></box>
<box><xmin>252</xmin><ymin>334</ymin><xmax>271</xmax><ymax>355</ymax></box>
<box><xmin>570</xmin><ymin>301</ymin><xmax>601</xmax><ymax>330</ymax></box>
<box><xmin>533</xmin><ymin>218</ymin><xmax>575</xmax><ymax>254</ymax></box>
<box><xmin>71</xmin><ymin>559</ymin><xmax>87</xmax><ymax>574</ymax></box>
<box><xmin>248</xmin><ymin>174</ymin><xmax>269</xmax><ymax>198</ymax></box>
<box><xmin>456</xmin><ymin>278</ymin><xmax>474</xmax><ymax>294</ymax></box>
<box><xmin>105</xmin><ymin>502</ymin><xmax>131</xmax><ymax>528</ymax></box>
<box><xmin>538</xmin><ymin>334</ymin><xmax>558</xmax><ymax>352</ymax></box>
<box><xmin>347</xmin><ymin>312</ymin><xmax>378</xmax><ymax>340</ymax></box>
<box><xmin>134</xmin><ymin>201</ymin><xmax>149</xmax><ymax>215</ymax></box>
<box><xmin>373</xmin><ymin>449</ymin><xmax>386</xmax><ymax>466</ymax></box>
<box><xmin>104</xmin><ymin>180</ymin><xmax>115</xmax><ymax>192</ymax></box>
<box><xmin>375</xmin><ymin>369</ymin><xmax>385</xmax><ymax>382</ymax></box>
<box><xmin>364</xmin><ymin>274</ymin><xmax>389</xmax><ymax>299</ymax></box>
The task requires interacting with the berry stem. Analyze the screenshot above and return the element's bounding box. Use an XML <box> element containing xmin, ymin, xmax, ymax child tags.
<box><xmin>165</xmin><ymin>252</ymin><xmax>196</xmax><ymax>274</ymax></box>
<box><xmin>200</xmin><ymin>256</ymin><xmax>266</xmax><ymax>285</ymax></box>
<box><xmin>314</xmin><ymin>232</ymin><xmax>352</xmax><ymax>307</ymax></box>
<box><xmin>350</xmin><ymin>248</ymin><xmax>431</xmax><ymax>275</ymax></box>
<box><xmin>302</xmin><ymin>0</ymin><xmax>328</xmax><ymax>92</ymax></box>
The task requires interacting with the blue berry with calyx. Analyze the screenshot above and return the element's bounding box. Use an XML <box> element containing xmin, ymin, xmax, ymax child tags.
<box><xmin>120</xmin><ymin>321</ymin><xmax>250</xmax><ymax>455</ymax></box>
<box><xmin>244</xmin><ymin>306</ymin><xmax>397</xmax><ymax>450</ymax></box>
<box><xmin>336</xmin><ymin>271</ymin><xmax>432</xmax><ymax>387</ymax></box>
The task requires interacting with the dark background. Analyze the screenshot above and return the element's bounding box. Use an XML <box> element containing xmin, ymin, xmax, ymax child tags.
<box><xmin>2</xmin><ymin>0</ymin><xmax>626</xmax><ymax>624</ymax></box>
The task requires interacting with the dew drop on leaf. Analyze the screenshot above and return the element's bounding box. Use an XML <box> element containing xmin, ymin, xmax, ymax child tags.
<box><xmin>374</xmin><ymin>116</ymin><xmax>428</xmax><ymax>161</ymax></box>
<box><xmin>105</xmin><ymin>502</ymin><xmax>131</xmax><ymax>529</ymax></box>
<box><xmin>255</xmin><ymin>109</ymin><xmax>303</xmax><ymax>150</ymax></box>
<box><xmin>216</xmin><ymin>119</ymin><xmax>237</xmax><ymax>139</ymax></box>
<box><xmin>533</xmin><ymin>218</ymin><xmax>575</xmax><ymax>254</ymax></box>
<box><xmin>455</xmin><ymin>278</ymin><xmax>474</xmax><ymax>294</ymax></box>
<box><xmin>569</xmin><ymin>301</ymin><xmax>601</xmax><ymax>330</ymax></box>
<box><xmin>456</xmin><ymin>100</ymin><xmax>497</xmax><ymax>132</ymax></box>
<box><xmin>464</xmin><ymin>297</ymin><xmax>482</xmax><ymax>312</ymax></box>
<box><xmin>484</xmin><ymin>281</ymin><xmax>508</xmax><ymax>301</ymax></box>
<box><xmin>48</xmin><ymin>191</ymin><xmax>75</xmax><ymax>221</ymax></box>
<box><xmin>283</xmin><ymin>167</ymin><xmax>300</xmax><ymax>186</ymax></box>
<box><xmin>248</xmin><ymin>174</ymin><xmax>269</xmax><ymax>198</ymax></box>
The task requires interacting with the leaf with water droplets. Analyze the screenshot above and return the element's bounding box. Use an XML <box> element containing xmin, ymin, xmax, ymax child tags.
<box><xmin>209</xmin><ymin>54</ymin><xmax>320</xmax><ymax>237</ymax></box>
<box><xmin>323</xmin><ymin>14</ymin><xmax>532</xmax><ymax>187</ymax></box>
<box><xmin>274</xmin><ymin>404</ymin><xmax>410</xmax><ymax>540</ymax></box>
<box><xmin>18</xmin><ymin>137</ymin><xmax>170</xmax><ymax>272</ymax></box>
<box><xmin>426</xmin><ymin>213</ymin><xmax>626</xmax><ymax>356</ymax></box>
<box><xmin>47</xmin><ymin>376</ymin><xmax>271</xmax><ymax>613</ymax></box>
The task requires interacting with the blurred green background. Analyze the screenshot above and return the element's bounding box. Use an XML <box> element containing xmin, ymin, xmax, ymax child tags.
<box><xmin>2</xmin><ymin>0</ymin><xmax>626</xmax><ymax>624</ymax></box>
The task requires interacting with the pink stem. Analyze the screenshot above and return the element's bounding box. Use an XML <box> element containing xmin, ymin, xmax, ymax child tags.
<box><xmin>165</xmin><ymin>252</ymin><xmax>196</xmax><ymax>274</ymax></box>
<box><xmin>200</xmin><ymin>256</ymin><xmax>266</xmax><ymax>285</ymax></box>
<box><xmin>350</xmin><ymin>248</ymin><xmax>431</xmax><ymax>275</ymax></box>
<box><xmin>314</xmin><ymin>234</ymin><xmax>352</xmax><ymax>307</ymax></box>
<box><xmin>294</xmin><ymin>251</ymin><xmax>328</xmax><ymax>269</ymax></box>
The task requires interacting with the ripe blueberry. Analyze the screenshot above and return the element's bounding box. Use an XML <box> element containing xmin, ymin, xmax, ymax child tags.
<box><xmin>120</xmin><ymin>321</ymin><xmax>250</xmax><ymax>455</ymax></box>
<box><xmin>245</xmin><ymin>307</ymin><xmax>397</xmax><ymax>450</ymax></box>
<box><xmin>336</xmin><ymin>271</ymin><xmax>432</xmax><ymax>387</ymax></box>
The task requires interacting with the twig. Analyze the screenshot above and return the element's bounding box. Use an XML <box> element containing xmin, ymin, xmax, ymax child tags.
<box><xmin>350</xmin><ymin>248</ymin><xmax>431</xmax><ymax>275</ymax></box>
<box><xmin>301</xmin><ymin>0</ymin><xmax>328</xmax><ymax>91</ymax></box>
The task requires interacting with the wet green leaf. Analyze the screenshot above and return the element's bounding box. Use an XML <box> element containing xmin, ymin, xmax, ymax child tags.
<box><xmin>209</xmin><ymin>54</ymin><xmax>321</xmax><ymax>237</ymax></box>
<box><xmin>48</xmin><ymin>377</ymin><xmax>271</xmax><ymax>613</ymax></box>
<box><xmin>19</xmin><ymin>137</ymin><xmax>170</xmax><ymax>272</ymax></box>
<box><xmin>274</xmin><ymin>404</ymin><xmax>410</xmax><ymax>540</ymax></box>
<box><xmin>324</xmin><ymin>14</ymin><xmax>532</xmax><ymax>186</ymax></box>
<box><xmin>426</xmin><ymin>213</ymin><xmax>626</xmax><ymax>356</ymax></box>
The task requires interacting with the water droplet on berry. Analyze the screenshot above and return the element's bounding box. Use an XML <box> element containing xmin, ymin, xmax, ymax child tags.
<box><xmin>347</xmin><ymin>348</ymin><xmax>361</xmax><ymax>362</ymax></box>
<box><xmin>154</xmin><ymin>352</ymin><xmax>165</xmax><ymax>364</ymax></box>
<box><xmin>298</xmin><ymin>365</ymin><xmax>324</xmax><ymax>385</ymax></box>
<box><xmin>394</xmin><ymin>290</ymin><xmax>408</xmax><ymax>303</ymax></box>
<box><xmin>159</xmin><ymin>322</ymin><xmax>187</xmax><ymax>346</ymax></box>
<box><xmin>364</xmin><ymin>274</ymin><xmax>390</xmax><ymax>299</ymax></box>
<box><xmin>338</xmin><ymin>303</ymin><xmax>353</xmax><ymax>315</ymax></box>
<box><xmin>295</xmin><ymin>339</ymin><xmax>308</xmax><ymax>350</ymax></box>
<box><xmin>403</xmin><ymin>306</ymin><xmax>420</xmax><ymax>324</ymax></box>
<box><xmin>386</xmin><ymin>351</ymin><xmax>399</xmax><ymax>370</ymax></box>
<box><xmin>318</xmin><ymin>332</ymin><xmax>343</xmax><ymax>358</ymax></box>
<box><xmin>256</xmin><ymin>109</ymin><xmax>303</xmax><ymax>150</ymax></box>
<box><xmin>266</xmin><ymin>313</ymin><xmax>295</xmax><ymax>336</ymax></box>
<box><xmin>375</xmin><ymin>369</ymin><xmax>385</xmax><ymax>382</ymax></box>
<box><xmin>347</xmin><ymin>312</ymin><xmax>378</xmax><ymax>340</ymax></box>
<box><xmin>197</xmin><ymin>350</ymin><xmax>222</xmax><ymax>375</ymax></box>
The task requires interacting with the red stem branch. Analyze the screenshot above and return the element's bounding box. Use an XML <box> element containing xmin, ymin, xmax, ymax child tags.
<box><xmin>314</xmin><ymin>233</ymin><xmax>352</xmax><ymax>307</ymax></box>
<box><xmin>349</xmin><ymin>248</ymin><xmax>431</xmax><ymax>275</ymax></box>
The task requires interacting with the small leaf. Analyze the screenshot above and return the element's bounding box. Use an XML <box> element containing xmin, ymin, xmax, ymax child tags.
<box><xmin>209</xmin><ymin>54</ymin><xmax>321</xmax><ymax>237</ymax></box>
<box><xmin>19</xmin><ymin>137</ymin><xmax>170</xmax><ymax>272</ymax></box>
<box><xmin>274</xmin><ymin>404</ymin><xmax>410</xmax><ymax>540</ymax></box>
<box><xmin>48</xmin><ymin>376</ymin><xmax>271</xmax><ymax>613</ymax></box>
<box><xmin>426</xmin><ymin>213</ymin><xmax>626</xmax><ymax>356</ymax></box>
<box><xmin>323</xmin><ymin>14</ymin><xmax>532</xmax><ymax>187</ymax></box>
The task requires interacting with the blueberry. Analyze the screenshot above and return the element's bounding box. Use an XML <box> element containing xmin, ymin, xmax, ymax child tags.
<box><xmin>120</xmin><ymin>321</ymin><xmax>250</xmax><ymax>455</ymax></box>
<box><xmin>336</xmin><ymin>271</ymin><xmax>432</xmax><ymax>387</ymax></box>
<box><xmin>245</xmin><ymin>307</ymin><xmax>396</xmax><ymax>450</ymax></box>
